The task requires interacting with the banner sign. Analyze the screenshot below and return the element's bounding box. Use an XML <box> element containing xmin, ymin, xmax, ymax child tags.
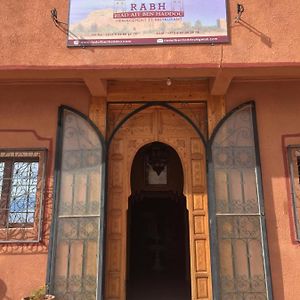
<box><xmin>68</xmin><ymin>0</ymin><xmax>228</xmax><ymax>47</ymax></box>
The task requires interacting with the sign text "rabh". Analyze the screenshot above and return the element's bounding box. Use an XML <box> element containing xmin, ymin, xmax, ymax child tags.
<box><xmin>131</xmin><ymin>3</ymin><xmax>167</xmax><ymax>11</ymax></box>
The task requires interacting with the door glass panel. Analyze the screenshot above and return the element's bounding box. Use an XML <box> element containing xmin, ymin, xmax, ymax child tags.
<box><xmin>53</xmin><ymin>109</ymin><xmax>104</xmax><ymax>299</ymax></box>
<box><xmin>212</xmin><ymin>105</ymin><xmax>268</xmax><ymax>299</ymax></box>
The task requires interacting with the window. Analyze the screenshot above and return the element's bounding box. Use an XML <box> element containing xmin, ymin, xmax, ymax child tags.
<box><xmin>288</xmin><ymin>146</ymin><xmax>300</xmax><ymax>240</ymax></box>
<box><xmin>0</xmin><ymin>149</ymin><xmax>46</xmax><ymax>242</ymax></box>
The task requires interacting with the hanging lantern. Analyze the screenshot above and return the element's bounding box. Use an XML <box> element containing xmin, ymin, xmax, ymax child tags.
<box><xmin>147</xmin><ymin>142</ymin><xmax>168</xmax><ymax>176</ymax></box>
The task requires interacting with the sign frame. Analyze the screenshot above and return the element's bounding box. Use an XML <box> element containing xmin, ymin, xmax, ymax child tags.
<box><xmin>67</xmin><ymin>0</ymin><xmax>229</xmax><ymax>47</ymax></box>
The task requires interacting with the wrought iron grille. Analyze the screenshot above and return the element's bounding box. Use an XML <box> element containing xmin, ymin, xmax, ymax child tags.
<box><xmin>48</xmin><ymin>102</ymin><xmax>273</xmax><ymax>300</ymax></box>
<box><xmin>0</xmin><ymin>150</ymin><xmax>46</xmax><ymax>242</ymax></box>
<box><xmin>211</xmin><ymin>105</ymin><xmax>269</xmax><ymax>299</ymax></box>
<box><xmin>50</xmin><ymin>109</ymin><xmax>104</xmax><ymax>300</ymax></box>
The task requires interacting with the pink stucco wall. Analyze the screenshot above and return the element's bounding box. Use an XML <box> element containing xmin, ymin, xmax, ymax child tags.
<box><xmin>0</xmin><ymin>1</ymin><xmax>299</xmax><ymax>68</ymax></box>
<box><xmin>1</xmin><ymin>81</ymin><xmax>300</xmax><ymax>299</ymax></box>
<box><xmin>0</xmin><ymin>0</ymin><xmax>299</xmax><ymax>299</ymax></box>
<box><xmin>0</xmin><ymin>84</ymin><xmax>90</xmax><ymax>300</ymax></box>
<box><xmin>226</xmin><ymin>80</ymin><xmax>300</xmax><ymax>300</ymax></box>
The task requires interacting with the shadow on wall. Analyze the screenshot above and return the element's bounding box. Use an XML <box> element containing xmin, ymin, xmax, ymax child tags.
<box><xmin>0</xmin><ymin>279</ymin><xmax>12</xmax><ymax>300</ymax></box>
<box><xmin>232</xmin><ymin>19</ymin><xmax>272</xmax><ymax>48</ymax></box>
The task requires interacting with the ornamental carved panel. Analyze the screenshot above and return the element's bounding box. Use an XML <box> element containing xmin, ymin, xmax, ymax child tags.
<box><xmin>106</xmin><ymin>104</ymin><xmax>211</xmax><ymax>300</ymax></box>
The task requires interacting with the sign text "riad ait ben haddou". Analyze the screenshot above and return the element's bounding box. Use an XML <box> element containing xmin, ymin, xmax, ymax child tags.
<box><xmin>68</xmin><ymin>0</ymin><xmax>228</xmax><ymax>47</ymax></box>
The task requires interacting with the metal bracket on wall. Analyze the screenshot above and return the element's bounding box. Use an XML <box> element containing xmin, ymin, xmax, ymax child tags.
<box><xmin>50</xmin><ymin>8</ymin><xmax>85</xmax><ymax>48</ymax></box>
<box><xmin>235</xmin><ymin>3</ymin><xmax>245</xmax><ymax>22</ymax></box>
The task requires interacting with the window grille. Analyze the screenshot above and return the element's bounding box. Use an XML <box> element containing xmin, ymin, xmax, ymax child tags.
<box><xmin>48</xmin><ymin>102</ymin><xmax>273</xmax><ymax>299</ymax></box>
<box><xmin>287</xmin><ymin>146</ymin><xmax>300</xmax><ymax>240</ymax></box>
<box><xmin>0</xmin><ymin>149</ymin><xmax>47</xmax><ymax>243</ymax></box>
<box><xmin>210</xmin><ymin>104</ymin><xmax>272</xmax><ymax>299</ymax></box>
<box><xmin>49</xmin><ymin>108</ymin><xmax>105</xmax><ymax>299</ymax></box>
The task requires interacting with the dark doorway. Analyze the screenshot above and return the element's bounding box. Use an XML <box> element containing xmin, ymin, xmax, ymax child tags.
<box><xmin>127</xmin><ymin>142</ymin><xmax>191</xmax><ymax>300</ymax></box>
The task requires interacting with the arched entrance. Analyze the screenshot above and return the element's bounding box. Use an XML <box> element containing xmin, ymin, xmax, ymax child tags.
<box><xmin>48</xmin><ymin>102</ymin><xmax>273</xmax><ymax>300</ymax></box>
<box><xmin>105</xmin><ymin>104</ymin><xmax>212</xmax><ymax>300</ymax></box>
<box><xmin>127</xmin><ymin>142</ymin><xmax>190</xmax><ymax>299</ymax></box>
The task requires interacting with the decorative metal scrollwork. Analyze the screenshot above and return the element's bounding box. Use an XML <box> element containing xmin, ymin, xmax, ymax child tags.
<box><xmin>212</xmin><ymin>105</ymin><xmax>268</xmax><ymax>299</ymax></box>
<box><xmin>54</xmin><ymin>274</ymin><xmax>97</xmax><ymax>300</ymax></box>
<box><xmin>213</xmin><ymin>147</ymin><xmax>255</xmax><ymax>169</ymax></box>
<box><xmin>217</xmin><ymin>216</ymin><xmax>260</xmax><ymax>239</ymax></box>
<box><xmin>63</xmin><ymin>149</ymin><xmax>102</xmax><ymax>171</ymax></box>
<box><xmin>57</xmin><ymin>218</ymin><xmax>99</xmax><ymax>241</ymax></box>
<box><xmin>0</xmin><ymin>150</ymin><xmax>46</xmax><ymax>243</ymax></box>
<box><xmin>51</xmin><ymin>109</ymin><xmax>104</xmax><ymax>298</ymax></box>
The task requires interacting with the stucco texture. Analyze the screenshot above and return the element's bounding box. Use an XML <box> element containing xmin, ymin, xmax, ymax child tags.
<box><xmin>0</xmin><ymin>0</ymin><xmax>300</xmax><ymax>68</ymax></box>
<box><xmin>0</xmin><ymin>84</ymin><xmax>90</xmax><ymax>300</ymax></box>
<box><xmin>226</xmin><ymin>80</ymin><xmax>300</xmax><ymax>300</ymax></box>
<box><xmin>1</xmin><ymin>81</ymin><xmax>300</xmax><ymax>299</ymax></box>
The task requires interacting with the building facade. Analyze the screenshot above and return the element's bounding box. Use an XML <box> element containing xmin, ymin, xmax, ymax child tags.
<box><xmin>0</xmin><ymin>1</ymin><xmax>300</xmax><ymax>300</ymax></box>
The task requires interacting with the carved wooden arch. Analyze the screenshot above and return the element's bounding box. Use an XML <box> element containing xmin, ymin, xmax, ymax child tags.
<box><xmin>107</xmin><ymin>102</ymin><xmax>207</xmax><ymax>147</ymax></box>
<box><xmin>107</xmin><ymin>102</ymin><xmax>207</xmax><ymax>210</ymax></box>
<box><xmin>106</xmin><ymin>104</ymin><xmax>211</xmax><ymax>300</ymax></box>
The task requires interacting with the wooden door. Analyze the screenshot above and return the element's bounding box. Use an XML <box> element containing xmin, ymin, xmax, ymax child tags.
<box><xmin>105</xmin><ymin>104</ymin><xmax>211</xmax><ymax>300</ymax></box>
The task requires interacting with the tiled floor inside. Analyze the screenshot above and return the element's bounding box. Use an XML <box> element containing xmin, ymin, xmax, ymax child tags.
<box><xmin>127</xmin><ymin>274</ymin><xmax>190</xmax><ymax>300</ymax></box>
